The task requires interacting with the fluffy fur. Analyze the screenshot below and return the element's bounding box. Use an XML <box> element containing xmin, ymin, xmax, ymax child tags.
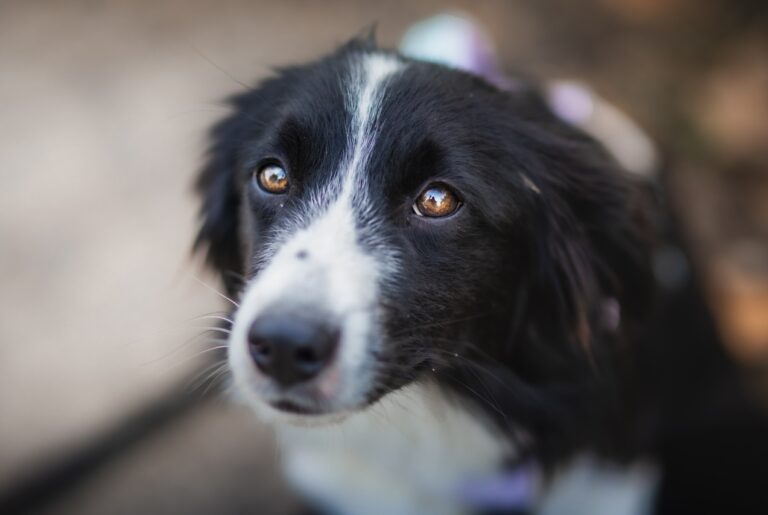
<box><xmin>195</xmin><ymin>38</ymin><xmax>663</xmax><ymax>514</ymax></box>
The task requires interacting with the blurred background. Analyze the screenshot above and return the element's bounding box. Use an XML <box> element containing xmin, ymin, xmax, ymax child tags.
<box><xmin>1</xmin><ymin>0</ymin><xmax>766</xmax><ymax>513</ymax></box>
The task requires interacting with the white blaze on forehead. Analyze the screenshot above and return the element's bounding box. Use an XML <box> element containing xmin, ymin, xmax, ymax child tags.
<box><xmin>350</xmin><ymin>53</ymin><xmax>402</xmax><ymax>131</ymax></box>
<box><xmin>340</xmin><ymin>52</ymin><xmax>403</xmax><ymax>199</ymax></box>
<box><xmin>229</xmin><ymin>52</ymin><xmax>404</xmax><ymax>413</ymax></box>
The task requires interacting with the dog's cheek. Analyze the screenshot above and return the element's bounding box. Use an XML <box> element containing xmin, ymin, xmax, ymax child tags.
<box><xmin>375</xmin><ymin>251</ymin><xmax>489</xmax><ymax>375</ymax></box>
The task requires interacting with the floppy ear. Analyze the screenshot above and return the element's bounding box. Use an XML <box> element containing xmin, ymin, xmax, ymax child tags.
<box><xmin>515</xmin><ymin>123</ymin><xmax>656</xmax><ymax>370</ymax></box>
<box><xmin>194</xmin><ymin>82</ymin><xmax>284</xmax><ymax>297</ymax></box>
<box><xmin>194</xmin><ymin>110</ymin><xmax>245</xmax><ymax>297</ymax></box>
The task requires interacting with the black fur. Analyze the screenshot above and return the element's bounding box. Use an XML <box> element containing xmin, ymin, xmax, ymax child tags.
<box><xmin>195</xmin><ymin>39</ymin><xmax>655</xmax><ymax>459</ymax></box>
<box><xmin>194</xmin><ymin>39</ymin><xmax>768</xmax><ymax>512</ymax></box>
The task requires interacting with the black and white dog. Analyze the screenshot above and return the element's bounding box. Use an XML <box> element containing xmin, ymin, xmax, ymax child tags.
<box><xmin>193</xmin><ymin>34</ymin><xmax>765</xmax><ymax>515</ymax></box>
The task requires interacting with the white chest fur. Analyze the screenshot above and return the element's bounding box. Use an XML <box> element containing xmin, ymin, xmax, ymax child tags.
<box><xmin>274</xmin><ymin>383</ymin><xmax>513</xmax><ymax>515</ymax></box>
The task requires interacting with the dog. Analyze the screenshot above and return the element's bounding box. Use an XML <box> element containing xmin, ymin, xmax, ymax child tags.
<box><xmin>193</xmin><ymin>33</ymin><xmax>767</xmax><ymax>515</ymax></box>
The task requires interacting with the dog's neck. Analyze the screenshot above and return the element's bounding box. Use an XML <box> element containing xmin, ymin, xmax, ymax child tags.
<box><xmin>273</xmin><ymin>382</ymin><xmax>516</xmax><ymax>515</ymax></box>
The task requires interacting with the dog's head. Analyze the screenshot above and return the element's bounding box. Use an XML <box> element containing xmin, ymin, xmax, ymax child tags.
<box><xmin>195</xmin><ymin>40</ymin><xmax>654</xmax><ymax>432</ymax></box>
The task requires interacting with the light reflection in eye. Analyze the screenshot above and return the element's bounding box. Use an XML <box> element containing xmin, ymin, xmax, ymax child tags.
<box><xmin>413</xmin><ymin>183</ymin><xmax>461</xmax><ymax>217</ymax></box>
<box><xmin>255</xmin><ymin>164</ymin><xmax>289</xmax><ymax>194</ymax></box>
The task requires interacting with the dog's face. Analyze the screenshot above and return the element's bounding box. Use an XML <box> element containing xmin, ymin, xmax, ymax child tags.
<box><xmin>196</xmin><ymin>42</ymin><xmax>653</xmax><ymax>428</ymax></box>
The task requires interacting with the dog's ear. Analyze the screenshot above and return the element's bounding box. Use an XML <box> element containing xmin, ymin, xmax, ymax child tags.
<box><xmin>194</xmin><ymin>106</ymin><xmax>246</xmax><ymax>296</ymax></box>
<box><xmin>514</xmin><ymin>123</ymin><xmax>657</xmax><ymax>371</ymax></box>
<box><xmin>335</xmin><ymin>25</ymin><xmax>378</xmax><ymax>56</ymax></box>
<box><xmin>194</xmin><ymin>74</ymin><xmax>294</xmax><ymax>296</ymax></box>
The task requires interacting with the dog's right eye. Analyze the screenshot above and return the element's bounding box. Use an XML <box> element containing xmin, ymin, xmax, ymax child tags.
<box><xmin>413</xmin><ymin>183</ymin><xmax>461</xmax><ymax>218</ymax></box>
<box><xmin>254</xmin><ymin>164</ymin><xmax>289</xmax><ymax>194</ymax></box>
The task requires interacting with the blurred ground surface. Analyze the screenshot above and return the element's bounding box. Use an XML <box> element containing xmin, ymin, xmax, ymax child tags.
<box><xmin>37</xmin><ymin>400</ymin><xmax>300</xmax><ymax>515</ymax></box>
<box><xmin>1</xmin><ymin>0</ymin><xmax>766</xmax><ymax>513</ymax></box>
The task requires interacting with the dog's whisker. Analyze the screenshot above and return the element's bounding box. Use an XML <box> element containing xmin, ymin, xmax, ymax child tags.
<box><xmin>186</xmin><ymin>360</ymin><xmax>230</xmax><ymax>394</ymax></box>
<box><xmin>188</xmin><ymin>345</ymin><xmax>229</xmax><ymax>356</ymax></box>
<box><xmin>200</xmin><ymin>364</ymin><xmax>232</xmax><ymax>396</ymax></box>
<box><xmin>145</xmin><ymin>336</ymin><xmax>228</xmax><ymax>370</ymax></box>
<box><xmin>189</xmin><ymin>273</ymin><xmax>240</xmax><ymax>307</ymax></box>
<box><xmin>138</xmin><ymin>331</ymin><xmax>229</xmax><ymax>366</ymax></box>
<box><xmin>187</xmin><ymin>326</ymin><xmax>232</xmax><ymax>337</ymax></box>
<box><xmin>188</xmin><ymin>313</ymin><xmax>234</xmax><ymax>325</ymax></box>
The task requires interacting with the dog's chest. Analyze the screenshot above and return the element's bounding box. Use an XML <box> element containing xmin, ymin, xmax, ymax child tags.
<box><xmin>275</xmin><ymin>384</ymin><xmax>512</xmax><ymax>515</ymax></box>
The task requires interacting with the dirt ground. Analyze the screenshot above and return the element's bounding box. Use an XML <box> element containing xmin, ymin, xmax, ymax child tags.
<box><xmin>1</xmin><ymin>0</ymin><xmax>766</xmax><ymax>513</ymax></box>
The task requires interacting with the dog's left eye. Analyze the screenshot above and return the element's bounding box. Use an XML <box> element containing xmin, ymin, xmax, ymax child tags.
<box><xmin>413</xmin><ymin>183</ymin><xmax>461</xmax><ymax>218</ymax></box>
<box><xmin>255</xmin><ymin>164</ymin><xmax>289</xmax><ymax>194</ymax></box>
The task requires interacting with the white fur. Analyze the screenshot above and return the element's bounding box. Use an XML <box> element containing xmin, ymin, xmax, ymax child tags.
<box><xmin>227</xmin><ymin>53</ymin><xmax>514</xmax><ymax>514</ymax></box>
<box><xmin>227</xmin><ymin>52</ymin><xmax>513</xmax><ymax>515</ymax></box>
<box><xmin>276</xmin><ymin>382</ymin><xmax>513</xmax><ymax>515</ymax></box>
<box><xmin>538</xmin><ymin>455</ymin><xmax>659</xmax><ymax>515</ymax></box>
<box><xmin>229</xmin><ymin>194</ymin><xmax>382</xmax><ymax>414</ymax></box>
<box><xmin>228</xmin><ymin>52</ymin><xmax>404</xmax><ymax>417</ymax></box>
<box><xmin>226</xmin><ymin>51</ymin><xmax>660</xmax><ymax>515</ymax></box>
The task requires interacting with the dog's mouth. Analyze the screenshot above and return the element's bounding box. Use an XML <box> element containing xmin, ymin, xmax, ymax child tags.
<box><xmin>269</xmin><ymin>398</ymin><xmax>326</xmax><ymax>415</ymax></box>
<box><xmin>230</xmin><ymin>339</ymin><xmax>370</xmax><ymax>420</ymax></box>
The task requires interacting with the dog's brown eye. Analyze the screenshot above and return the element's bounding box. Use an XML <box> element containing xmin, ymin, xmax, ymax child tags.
<box><xmin>256</xmin><ymin>164</ymin><xmax>289</xmax><ymax>194</ymax></box>
<box><xmin>413</xmin><ymin>183</ymin><xmax>461</xmax><ymax>218</ymax></box>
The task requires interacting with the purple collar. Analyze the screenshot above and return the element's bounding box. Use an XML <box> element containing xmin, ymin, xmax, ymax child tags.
<box><xmin>458</xmin><ymin>461</ymin><xmax>538</xmax><ymax>511</ymax></box>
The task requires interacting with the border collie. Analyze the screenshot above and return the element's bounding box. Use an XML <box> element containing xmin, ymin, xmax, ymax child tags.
<box><xmin>193</xmin><ymin>30</ymin><xmax>767</xmax><ymax>515</ymax></box>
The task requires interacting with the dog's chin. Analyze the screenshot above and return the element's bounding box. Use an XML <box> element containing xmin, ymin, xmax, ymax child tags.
<box><xmin>259</xmin><ymin>400</ymin><xmax>358</xmax><ymax>427</ymax></box>
<box><xmin>234</xmin><ymin>387</ymin><xmax>361</xmax><ymax>427</ymax></box>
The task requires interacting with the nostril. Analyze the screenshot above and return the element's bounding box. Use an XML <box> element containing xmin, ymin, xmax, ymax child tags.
<box><xmin>295</xmin><ymin>249</ymin><xmax>309</xmax><ymax>260</ymax></box>
<box><xmin>247</xmin><ymin>315</ymin><xmax>340</xmax><ymax>387</ymax></box>
<box><xmin>253</xmin><ymin>341</ymin><xmax>271</xmax><ymax>356</ymax></box>
<box><xmin>294</xmin><ymin>346</ymin><xmax>319</xmax><ymax>365</ymax></box>
<box><xmin>248</xmin><ymin>336</ymin><xmax>273</xmax><ymax>372</ymax></box>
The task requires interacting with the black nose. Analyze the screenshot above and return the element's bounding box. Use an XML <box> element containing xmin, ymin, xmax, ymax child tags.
<box><xmin>247</xmin><ymin>315</ymin><xmax>339</xmax><ymax>387</ymax></box>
